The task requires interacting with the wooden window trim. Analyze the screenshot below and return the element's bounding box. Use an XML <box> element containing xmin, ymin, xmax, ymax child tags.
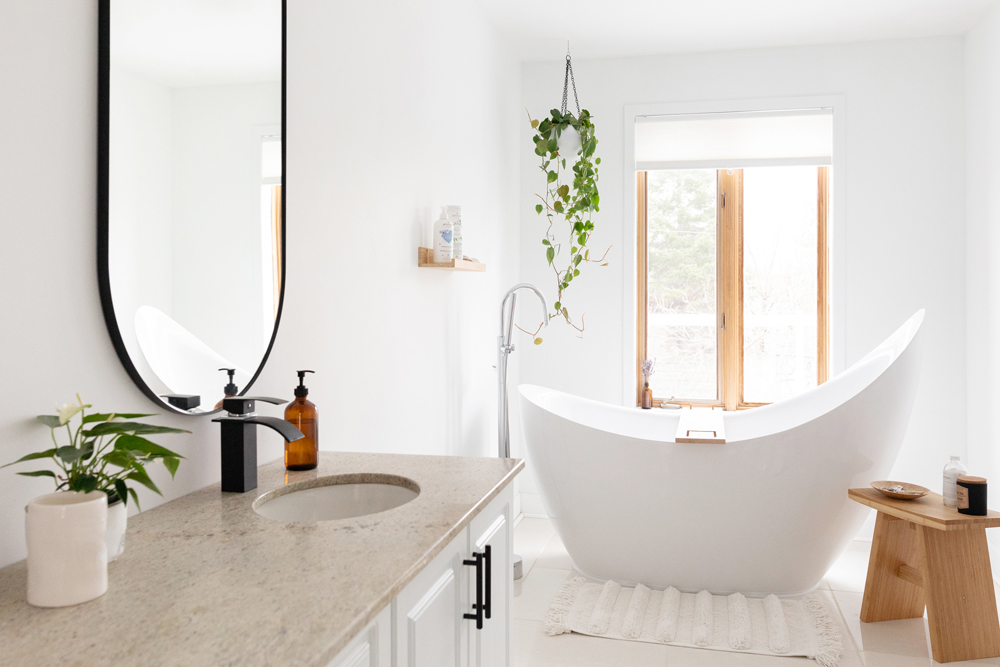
<box><xmin>272</xmin><ymin>184</ymin><xmax>283</xmax><ymax>318</ymax></box>
<box><xmin>637</xmin><ymin>167</ymin><xmax>829</xmax><ymax>410</ymax></box>
<box><xmin>718</xmin><ymin>169</ymin><xmax>742</xmax><ymax>410</ymax></box>
<box><xmin>817</xmin><ymin>166</ymin><xmax>830</xmax><ymax>385</ymax></box>
<box><xmin>636</xmin><ymin>171</ymin><xmax>649</xmax><ymax>408</ymax></box>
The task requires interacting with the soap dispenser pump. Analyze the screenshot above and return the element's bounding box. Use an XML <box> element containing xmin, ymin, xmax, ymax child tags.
<box><xmin>284</xmin><ymin>370</ymin><xmax>318</xmax><ymax>470</ymax></box>
<box><xmin>214</xmin><ymin>368</ymin><xmax>239</xmax><ymax>409</ymax></box>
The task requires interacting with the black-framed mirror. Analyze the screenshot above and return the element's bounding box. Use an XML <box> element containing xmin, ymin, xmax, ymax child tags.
<box><xmin>98</xmin><ymin>0</ymin><xmax>286</xmax><ymax>415</ymax></box>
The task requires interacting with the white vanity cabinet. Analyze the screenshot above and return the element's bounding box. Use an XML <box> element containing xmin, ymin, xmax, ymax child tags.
<box><xmin>330</xmin><ymin>484</ymin><xmax>513</xmax><ymax>667</ymax></box>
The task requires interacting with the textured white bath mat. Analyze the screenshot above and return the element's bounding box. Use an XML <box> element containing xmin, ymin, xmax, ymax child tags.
<box><xmin>545</xmin><ymin>577</ymin><xmax>843</xmax><ymax>666</ymax></box>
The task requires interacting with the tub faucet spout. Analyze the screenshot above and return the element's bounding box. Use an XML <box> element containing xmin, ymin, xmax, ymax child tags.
<box><xmin>498</xmin><ymin>284</ymin><xmax>549</xmax><ymax>459</ymax></box>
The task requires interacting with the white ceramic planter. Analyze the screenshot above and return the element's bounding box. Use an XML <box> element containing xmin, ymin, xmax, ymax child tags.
<box><xmin>105</xmin><ymin>498</ymin><xmax>127</xmax><ymax>562</ymax></box>
<box><xmin>557</xmin><ymin>126</ymin><xmax>582</xmax><ymax>157</ymax></box>
<box><xmin>26</xmin><ymin>491</ymin><xmax>108</xmax><ymax>608</ymax></box>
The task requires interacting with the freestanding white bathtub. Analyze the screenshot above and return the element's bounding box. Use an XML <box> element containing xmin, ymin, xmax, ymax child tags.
<box><xmin>519</xmin><ymin>310</ymin><xmax>925</xmax><ymax>596</ymax></box>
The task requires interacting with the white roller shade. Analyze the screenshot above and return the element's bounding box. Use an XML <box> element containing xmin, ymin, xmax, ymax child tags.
<box><xmin>261</xmin><ymin>137</ymin><xmax>282</xmax><ymax>181</ymax></box>
<box><xmin>635</xmin><ymin>109</ymin><xmax>832</xmax><ymax>170</ymax></box>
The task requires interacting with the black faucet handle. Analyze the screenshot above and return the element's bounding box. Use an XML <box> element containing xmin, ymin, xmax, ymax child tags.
<box><xmin>221</xmin><ymin>396</ymin><xmax>287</xmax><ymax>415</ymax></box>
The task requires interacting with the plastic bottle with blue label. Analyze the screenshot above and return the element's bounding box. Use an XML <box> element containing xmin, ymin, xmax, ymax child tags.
<box><xmin>433</xmin><ymin>207</ymin><xmax>453</xmax><ymax>264</ymax></box>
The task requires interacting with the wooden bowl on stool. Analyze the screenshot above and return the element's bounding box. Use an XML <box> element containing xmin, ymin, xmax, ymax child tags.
<box><xmin>870</xmin><ymin>480</ymin><xmax>931</xmax><ymax>500</ymax></box>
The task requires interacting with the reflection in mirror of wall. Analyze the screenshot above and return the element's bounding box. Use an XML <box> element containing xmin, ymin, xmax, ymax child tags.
<box><xmin>100</xmin><ymin>0</ymin><xmax>284</xmax><ymax>413</ymax></box>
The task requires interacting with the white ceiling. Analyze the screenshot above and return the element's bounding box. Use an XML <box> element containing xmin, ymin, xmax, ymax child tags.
<box><xmin>111</xmin><ymin>0</ymin><xmax>280</xmax><ymax>87</ymax></box>
<box><xmin>478</xmin><ymin>0</ymin><xmax>997</xmax><ymax>62</ymax></box>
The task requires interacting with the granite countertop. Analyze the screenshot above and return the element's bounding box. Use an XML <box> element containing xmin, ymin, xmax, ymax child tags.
<box><xmin>0</xmin><ymin>451</ymin><xmax>523</xmax><ymax>666</ymax></box>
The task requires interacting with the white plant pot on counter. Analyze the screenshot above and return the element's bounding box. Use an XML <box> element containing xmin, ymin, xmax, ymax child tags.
<box><xmin>26</xmin><ymin>491</ymin><xmax>108</xmax><ymax>608</ymax></box>
<box><xmin>106</xmin><ymin>498</ymin><xmax>127</xmax><ymax>562</ymax></box>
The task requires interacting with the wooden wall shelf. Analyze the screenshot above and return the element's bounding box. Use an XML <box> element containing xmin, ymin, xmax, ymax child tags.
<box><xmin>417</xmin><ymin>247</ymin><xmax>485</xmax><ymax>272</ymax></box>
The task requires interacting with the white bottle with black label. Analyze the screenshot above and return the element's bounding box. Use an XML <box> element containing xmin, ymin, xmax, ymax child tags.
<box><xmin>433</xmin><ymin>207</ymin><xmax>453</xmax><ymax>264</ymax></box>
<box><xmin>447</xmin><ymin>204</ymin><xmax>463</xmax><ymax>261</ymax></box>
<box><xmin>943</xmin><ymin>455</ymin><xmax>968</xmax><ymax>507</ymax></box>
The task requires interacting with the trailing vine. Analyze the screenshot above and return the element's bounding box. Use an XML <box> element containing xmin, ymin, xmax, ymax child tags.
<box><xmin>529</xmin><ymin>108</ymin><xmax>609</xmax><ymax>336</ymax></box>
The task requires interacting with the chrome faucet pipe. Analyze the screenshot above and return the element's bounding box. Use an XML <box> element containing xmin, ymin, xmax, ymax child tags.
<box><xmin>504</xmin><ymin>293</ymin><xmax>517</xmax><ymax>350</ymax></box>
<box><xmin>497</xmin><ymin>284</ymin><xmax>549</xmax><ymax>459</ymax></box>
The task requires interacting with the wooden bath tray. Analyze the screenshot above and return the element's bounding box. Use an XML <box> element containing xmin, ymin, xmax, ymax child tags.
<box><xmin>674</xmin><ymin>410</ymin><xmax>725</xmax><ymax>444</ymax></box>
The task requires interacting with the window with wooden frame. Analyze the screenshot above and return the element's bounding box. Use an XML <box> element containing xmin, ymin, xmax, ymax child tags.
<box><xmin>636</xmin><ymin>165</ymin><xmax>829</xmax><ymax>410</ymax></box>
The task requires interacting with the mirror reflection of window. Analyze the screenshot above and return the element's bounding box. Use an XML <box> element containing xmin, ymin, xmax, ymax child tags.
<box><xmin>259</xmin><ymin>133</ymin><xmax>282</xmax><ymax>327</ymax></box>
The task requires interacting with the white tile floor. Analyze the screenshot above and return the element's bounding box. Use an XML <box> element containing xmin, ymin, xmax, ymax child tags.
<box><xmin>512</xmin><ymin>517</ymin><xmax>1000</xmax><ymax>666</ymax></box>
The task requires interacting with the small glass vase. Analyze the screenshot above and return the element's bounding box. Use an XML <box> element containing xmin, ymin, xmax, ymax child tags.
<box><xmin>641</xmin><ymin>382</ymin><xmax>653</xmax><ymax>409</ymax></box>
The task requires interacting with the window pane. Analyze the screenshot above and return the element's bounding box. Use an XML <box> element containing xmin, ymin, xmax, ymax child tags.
<box><xmin>742</xmin><ymin>166</ymin><xmax>819</xmax><ymax>403</ymax></box>
<box><xmin>645</xmin><ymin>169</ymin><xmax>717</xmax><ymax>400</ymax></box>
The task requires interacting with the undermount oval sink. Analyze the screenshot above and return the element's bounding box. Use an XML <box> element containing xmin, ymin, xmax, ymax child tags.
<box><xmin>253</xmin><ymin>474</ymin><xmax>419</xmax><ymax>523</ymax></box>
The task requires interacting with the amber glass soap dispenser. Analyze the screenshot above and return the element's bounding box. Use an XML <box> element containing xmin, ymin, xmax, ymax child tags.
<box><xmin>284</xmin><ymin>370</ymin><xmax>318</xmax><ymax>470</ymax></box>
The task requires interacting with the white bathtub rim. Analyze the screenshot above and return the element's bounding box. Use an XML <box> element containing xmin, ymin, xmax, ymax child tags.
<box><xmin>519</xmin><ymin>308</ymin><xmax>924</xmax><ymax>444</ymax></box>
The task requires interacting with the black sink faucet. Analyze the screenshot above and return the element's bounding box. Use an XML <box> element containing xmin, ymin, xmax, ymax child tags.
<box><xmin>212</xmin><ymin>397</ymin><xmax>305</xmax><ymax>493</ymax></box>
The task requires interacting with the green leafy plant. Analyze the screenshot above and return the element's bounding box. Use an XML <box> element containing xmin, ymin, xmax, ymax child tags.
<box><xmin>3</xmin><ymin>395</ymin><xmax>188</xmax><ymax>508</ymax></box>
<box><xmin>528</xmin><ymin>107</ymin><xmax>610</xmax><ymax>339</ymax></box>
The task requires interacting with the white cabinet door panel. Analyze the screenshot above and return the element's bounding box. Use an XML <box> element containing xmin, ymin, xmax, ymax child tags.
<box><xmin>469</xmin><ymin>487</ymin><xmax>512</xmax><ymax>667</ymax></box>
<box><xmin>407</xmin><ymin>568</ymin><xmax>458</xmax><ymax>666</ymax></box>
<box><xmin>396</xmin><ymin>531</ymin><xmax>468</xmax><ymax>667</ymax></box>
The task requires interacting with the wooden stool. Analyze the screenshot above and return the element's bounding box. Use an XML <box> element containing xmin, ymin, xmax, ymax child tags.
<box><xmin>848</xmin><ymin>488</ymin><xmax>1000</xmax><ymax>663</ymax></box>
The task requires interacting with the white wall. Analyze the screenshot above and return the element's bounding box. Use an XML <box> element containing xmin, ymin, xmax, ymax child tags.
<box><xmin>0</xmin><ymin>0</ymin><xmax>520</xmax><ymax>568</ymax></box>
<box><xmin>517</xmin><ymin>37</ymin><xmax>967</xmax><ymax>501</ymax></box>
<box><xmin>965</xmin><ymin>2</ymin><xmax>1000</xmax><ymax>571</ymax></box>
<box><xmin>248</xmin><ymin>0</ymin><xmax>522</xmax><ymax>468</ymax></box>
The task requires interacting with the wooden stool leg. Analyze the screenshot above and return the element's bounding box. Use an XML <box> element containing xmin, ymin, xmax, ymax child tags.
<box><xmin>918</xmin><ymin>525</ymin><xmax>1000</xmax><ymax>663</ymax></box>
<box><xmin>861</xmin><ymin>512</ymin><xmax>925</xmax><ymax>622</ymax></box>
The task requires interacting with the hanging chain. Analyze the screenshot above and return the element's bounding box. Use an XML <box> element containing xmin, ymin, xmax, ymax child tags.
<box><xmin>561</xmin><ymin>49</ymin><xmax>581</xmax><ymax>117</ymax></box>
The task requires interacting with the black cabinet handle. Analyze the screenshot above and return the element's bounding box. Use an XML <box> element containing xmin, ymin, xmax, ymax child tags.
<box><xmin>463</xmin><ymin>552</ymin><xmax>483</xmax><ymax>629</ymax></box>
<box><xmin>484</xmin><ymin>545</ymin><xmax>492</xmax><ymax>620</ymax></box>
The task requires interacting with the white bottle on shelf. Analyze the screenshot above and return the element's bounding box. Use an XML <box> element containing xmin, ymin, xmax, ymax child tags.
<box><xmin>943</xmin><ymin>455</ymin><xmax>968</xmax><ymax>507</ymax></box>
<box><xmin>447</xmin><ymin>205</ymin><xmax>463</xmax><ymax>261</ymax></box>
<box><xmin>433</xmin><ymin>207</ymin><xmax>453</xmax><ymax>264</ymax></box>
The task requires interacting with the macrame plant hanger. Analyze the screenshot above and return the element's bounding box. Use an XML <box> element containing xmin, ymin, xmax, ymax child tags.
<box><xmin>561</xmin><ymin>42</ymin><xmax>581</xmax><ymax>118</ymax></box>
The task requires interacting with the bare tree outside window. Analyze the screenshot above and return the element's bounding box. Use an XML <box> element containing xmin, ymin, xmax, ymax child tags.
<box><xmin>645</xmin><ymin>169</ymin><xmax>717</xmax><ymax>400</ymax></box>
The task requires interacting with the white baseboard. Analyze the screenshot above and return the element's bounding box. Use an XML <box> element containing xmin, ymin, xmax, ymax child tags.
<box><xmin>519</xmin><ymin>491</ymin><xmax>548</xmax><ymax>518</ymax></box>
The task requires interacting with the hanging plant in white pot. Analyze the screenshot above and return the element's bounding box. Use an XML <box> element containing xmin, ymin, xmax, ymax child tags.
<box><xmin>527</xmin><ymin>50</ymin><xmax>609</xmax><ymax>338</ymax></box>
